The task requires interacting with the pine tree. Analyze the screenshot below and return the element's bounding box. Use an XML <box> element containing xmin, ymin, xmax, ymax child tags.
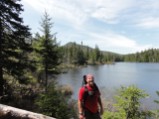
<box><xmin>0</xmin><ymin>0</ymin><xmax>31</xmax><ymax>96</ymax></box>
<box><xmin>115</xmin><ymin>85</ymin><xmax>150</xmax><ymax>119</ymax></box>
<box><xmin>36</xmin><ymin>83</ymin><xmax>76</xmax><ymax>119</ymax></box>
<box><xmin>32</xmin><ymin>11</ymin><xmax>60</xmax><ymax>91</ymax></box>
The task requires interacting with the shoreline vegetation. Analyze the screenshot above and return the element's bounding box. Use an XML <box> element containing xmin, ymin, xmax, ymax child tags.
<box><xmin>58</xmin><ymin>63</ymin><xmax>115</xmax><ymax>74</ymax></box>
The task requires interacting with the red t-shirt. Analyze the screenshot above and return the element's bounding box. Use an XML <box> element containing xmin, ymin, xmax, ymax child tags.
<box><xmin>78</xmin><ymin>84</ymin><xmax>100</xmax><ymax>113</ymax></box>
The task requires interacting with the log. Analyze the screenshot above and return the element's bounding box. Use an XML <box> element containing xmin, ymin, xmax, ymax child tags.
<box><xmin>0</xmin><ymin>104</ymin><xmax>56</xmax><ymax>119</ymax></box>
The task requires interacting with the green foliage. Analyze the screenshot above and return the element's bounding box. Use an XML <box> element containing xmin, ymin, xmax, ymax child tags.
<box><xmin>0</xmin><ymin>82</ymin><xmax>38</xmax><ymax>111</ymax></box>
<box><xmin>0</xmin><ymin>0</ymin><xmax>32</xmax><ymax>96</ymax></box>
<box><xmin>36</xmin><ymin>83</ymin><xmax>76</xmax><ymax>119</ymax></box>
<box><xmin>2</xmin><ymin>1</ymin><xmax>159</xmax><ymax>119</ymax></box>
<box><xmin>151</xmin><ymin>110</ymin><xmax>159</xmax><ymax>119</ymax></box>
<box><xmin>103</xmin><ymin>85</ymin><xmax>152</xmax><ymax>119</ymax></box>
<box><xmin>154</xmin><ymin>91</ymin><xmax>159</xmax><ymax>104</ymax></box>
<box><xmin>103</xmin><ymin>110</ymin><xmax>125</xmax><ymax>119</ymax></box>
<box><xmin>61</xmin><ymin>42</ymin><xmax>121</xmax><ymax>65</ymax></box>
<box><xmin>153</xmin><ymin>91</ymin><xmax>159</xmax><ymax>118</ymax></box>
<box><xmin>31</xmin><ymin>12</ymin><xmax>60</xmax><ymax>89</ymax></box>
<box><xmin>76</xmin><ymin>48</ymin><xmax>87</xmax><ymax>65</ymax></box>
<box><xmin>60</xmin><ymin>43</ymin><xmax>159</xmax><ymax>65</ymax></box>
<box><xmin>115</xmin><ymin>85</ymin><xmax>149</xmax><ymax>119</ymax></box>
<box><xmin>94</xmin><ymin>45</ymin><xmax>101</xmax><ymax>62</ymax></box>
<box><xmin>124</xmin><ymin>48</ymin><xmax>159</xmax><ymax>62</ymax></box>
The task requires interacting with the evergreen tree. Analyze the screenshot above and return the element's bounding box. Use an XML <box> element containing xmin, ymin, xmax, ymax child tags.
<box><xmin>0</xmin><ymin>0</ymin><xmax>31</xmax><ymax>96</ymax></box>
<box><xmin>115</xmin><ymin>85</ymin><xmax>150</xmax><ymax>119</ymax></box>
<box><xmin>36</xmin><ymin>83</ymin><xmax>77</xmax><ymax>119</ymax></box>
<box><xmin>94</xmin><ymin>45</ymin><xmax>101</xmax><ymax>62</ymax></box>
<box><xmin>103</xmin><ymin>86</ymin><xmax>153</xmax><ymax>119</ymax></box>
<box><xmin>32</xmin><ymin>11</ymin><xmax>60</xmax><ymax>91</ymax></box>
<box><xmin>76</xmin><ymin>48</ymin><xmax>86</xmax><ymax>65</ymax></box>
<box><xmin>154</xmin><ymin>91</ymin><xmax>159</xmax><ymax>118</ymax></box>
<box><xmin>123</xmin><ymin>48</ymin><xmax>159</xmax><ymax>62</ymax></box>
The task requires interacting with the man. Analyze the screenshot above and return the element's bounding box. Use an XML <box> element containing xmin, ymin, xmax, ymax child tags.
<box><xmin>78</xmin><ymin>74</ymin><xmax>104</xmax><ymax>119</ymax></box>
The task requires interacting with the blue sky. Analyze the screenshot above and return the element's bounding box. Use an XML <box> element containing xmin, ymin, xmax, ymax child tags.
<box><xmin>21</xmin><ymin>0</ymin><xmax>159</xmax><ymax>54</ymax></box>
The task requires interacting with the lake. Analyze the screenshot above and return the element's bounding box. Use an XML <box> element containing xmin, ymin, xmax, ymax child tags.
<box><xmin>56</xmin><ymin>62</ymin><xmax>159</xmax><ymax>110</ymax></box>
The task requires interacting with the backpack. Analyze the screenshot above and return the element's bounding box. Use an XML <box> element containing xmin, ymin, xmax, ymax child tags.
<box><xmin>81</xmin><ymin>75</ymin><xmax>99</xmax><ymax>108</ymax></box>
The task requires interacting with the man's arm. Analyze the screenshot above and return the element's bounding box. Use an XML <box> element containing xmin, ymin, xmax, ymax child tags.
<box><xmin>98</xmin><ymin>96</ymin><xmax>104</xmax><ymax>115</ymax></box>
<box><xmin>78</xmin><ymin>88</ymin><xmax>85</xmax><ymax>119</ymax></box>
<box><xmin>78</xmin><ymin>99</ymin><xmax>84</xmax><ymax>114</ymax></box>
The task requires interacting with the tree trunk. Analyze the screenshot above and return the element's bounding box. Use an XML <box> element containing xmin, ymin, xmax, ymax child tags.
<box><xmin>0</xmin><ymin>104</ymin><xmax>56</xmax><ymax>119</ymax></box>
<box><xmin>45</xmin><ymin>63</ymin><xmax>48</xmax><ymax>92</ymax></box>
<box><xmin>0</xmin><ymin>19</ymin><xmax>4</xmax><ymax>96</ymax></box>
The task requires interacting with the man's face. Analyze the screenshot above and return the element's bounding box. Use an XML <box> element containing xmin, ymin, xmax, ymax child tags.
<box><xmin>86</xmin><ymin>75</ymin><xmax>94</xmax><ymax>86</ymax></box>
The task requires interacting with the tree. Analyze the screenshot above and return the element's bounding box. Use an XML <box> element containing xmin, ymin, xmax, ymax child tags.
<box><xmin>36</xmin><ymin>83</ymin><xmax>77</xmax><ymax>119</ymax></box>
<box><xmin>114</xmin><ymin>85</ymin><xmax>150</xmax><ymax>119</ymax></box>
<box><xmin>76</xmin><ymin>48</ymin><xmax>86</xmax><ymax>65</ymax></box>
<box><xmin>123</xmin><ymin>48</ymin><xmax>159</xmax><ymax>62</ymax></box>
<box><xmin>154</xmin><ymin>91</ymin><xmax>159</xmax><ymax>118</ymax></box>
<box><xmin>0</xmin><ymin>0</ymin><xmax>31</xmax><ymax>96</ymax></box>
<box><xmin>32</xmin><ymin>11</ymin><xmax>60</xmax><ymax>91</ymax></box>
<box><xmin>94</xmin><ymin>45</ymin><xmax>101</xmax><ymax>62</ymax></box>
<box><xmin>88</xmin><ymin>45</ymin><xmax>101</xmax><ymax>64</ymax></box>
<box><xmin>102</xmin><ymin>85</ymin><xmax>153</xmax><ymax>119</ymax></box>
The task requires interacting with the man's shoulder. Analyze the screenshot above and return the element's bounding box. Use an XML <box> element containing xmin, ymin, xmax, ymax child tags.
<box><xmin>79</xmin><ymin>86</ymin><xmax>85</xmax><ymax>91</ymax></box>
<box><xmin>79</xmin><ymin>85</ymin><xmax>89</xmax><ymax>93</ymax></box>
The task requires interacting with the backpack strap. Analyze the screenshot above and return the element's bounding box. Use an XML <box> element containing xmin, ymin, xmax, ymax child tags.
<box><xmin>82</xmin><ymin>85</ymin><xmax>88</xmax><ymax>109</ymax></box>
<box><xmin>94</xmin><ymin>83</ymin><xmax>99</xmax><ymax>92</ymax></box>
<box><xmin>82</xmin><ymin>75</ymin><xmax>87</xmax><ymax>86</ymax></box>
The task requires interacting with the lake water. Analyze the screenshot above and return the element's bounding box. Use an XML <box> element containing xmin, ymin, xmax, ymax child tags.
<box><xmin>56</xmin><ymin>62</ymin><xmax>159</xmax><ymax>110</ymax></box>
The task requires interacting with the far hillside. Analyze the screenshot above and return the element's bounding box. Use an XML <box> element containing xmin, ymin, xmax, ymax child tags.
<box><xmin>124</xmin><ymin>48</ymin><xmax>159</xmax><ymax>62</ymax></box>
<box><xmin>60</xmin><ymin>42</ymin><xmax>159</xmax><ymax>65</ymax></box>
<box><xmin>60</xmin><ymin>42</ymin><xmax>123</xmax><ymax>65</ymax></box>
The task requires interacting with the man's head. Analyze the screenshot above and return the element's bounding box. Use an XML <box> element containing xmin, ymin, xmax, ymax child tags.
<box><xmin>86</xmin><ymin>74</ymin><xmax>94</xmax><ymax>86</ymax></box>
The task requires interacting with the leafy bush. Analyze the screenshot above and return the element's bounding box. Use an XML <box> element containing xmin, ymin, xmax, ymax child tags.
<box><xmin>103</xmin><ymin>85</ymin><xmax>153</xmax><ymax>119</ymax></box>
<box><xmin>36</xmin><ymin>82</ymin><xmax>77</xmax><ymax>119</ymax></box>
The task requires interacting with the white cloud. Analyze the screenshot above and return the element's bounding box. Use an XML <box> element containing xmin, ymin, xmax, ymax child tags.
<box><xmin>88</xmin><ymin>32</ymin><xmax>133</xmax><ymax>47</ymax></box>
<box><xmin>22</xmin><ymin>0</ymin><xmax>136</xmax><ymax>25</ymax></box>
<box><xmin>135</xmin><ymin>17</ymin><xmax>159</xmax><ymax>29</ymax></box>
<box><xmin>22</xmin><ymin>0</ymin><xmax>45</xmax><ymax>14</ymax></box>
<box><xmin>82</xmin><ymin>31</ymin><xmax>152</xmax><ymax>54</ymax></box>
<box><xmin>129</xmin><ymin>1</ymin><xmax>159</xmax><ymax>29</ymax></box>
<box><xmin>91</xmin><ymin>0</ymin><xmax>135</xmax><ymax>24</ymax></box>
<box><xmin>22</xmin><ymin>0</ymin><xmax>159</xmax><ymax>27</ymax></box>
<box><xmin>22</xmin><ymin>0</ymin><xmax>159</xmax><ymax>54</ymax></box>
<box><xmin>22</xmin><ymin>0</ymin><xmax>89</xmax><ymax>27</ymax></box>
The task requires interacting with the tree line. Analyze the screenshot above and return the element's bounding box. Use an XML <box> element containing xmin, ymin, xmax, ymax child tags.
<box><xmin>60</xmin><ymin>44</ymin><xmax>159</xmax><ymax>64</ymax></box>
<box><xmin>1</xmin><ymin>0</ymin><xmax>159</xmax><ymax>119</ymax></box>
<box><xmin>60</xmin><ymin>42</ymin><xmax>122</xmax><ymax>65</ymax></box>
<box><xmin>123</xmin><ymin>48</ymin><xmax>159</xmax><ymax>62</ymax></box>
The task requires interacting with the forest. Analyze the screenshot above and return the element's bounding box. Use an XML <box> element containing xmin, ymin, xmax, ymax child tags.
<box><xmin>1</xmin><ymin>0</ymin><xmax>159</xmax><ymax>119</ymax></box>
<box><xmin>60</xmin><ymin>42</ymin><xmax>159</xmax><ymax>65</ymax></box>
